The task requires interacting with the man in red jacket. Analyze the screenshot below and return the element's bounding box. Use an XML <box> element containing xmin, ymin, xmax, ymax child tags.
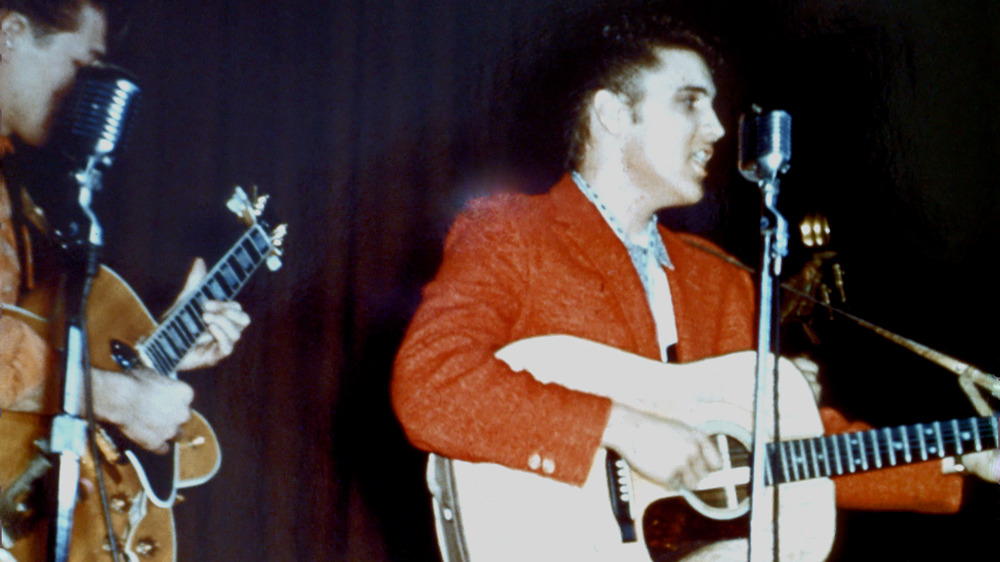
<box><xmin>392</xmin><ymin>5</ymin><xmax>997</xmax><ymax>560</ymax></box>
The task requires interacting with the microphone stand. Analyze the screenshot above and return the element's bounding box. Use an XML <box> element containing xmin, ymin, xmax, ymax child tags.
<box><xmin>739</xmin><ymin>108</ymin><xmax>792</xmax><ymax>562</ymax></box>
<box><xmin>748</xmin><ymin>169</ymin><xmax>788</xmax><ymax>562</ymax></box>
<box><xmin>45</xmin><ymin>169</ymin><xmax>104</xmax><ymax>562</ymax></box>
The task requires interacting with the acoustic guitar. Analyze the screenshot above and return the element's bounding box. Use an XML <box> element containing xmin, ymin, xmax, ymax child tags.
<box><xmin>434</xmin><ymin>335</ymin><xmax>999</xmax><ymax>561</ymax></box>
<box><xmin>0</xmin><ymin>187</ymin><xmax>286</xmax><ymax>561</ymax></box>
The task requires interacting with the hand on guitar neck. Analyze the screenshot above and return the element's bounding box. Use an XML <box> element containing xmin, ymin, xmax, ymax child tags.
<box><xmin>92</xmin><ymin>257</ymin><xmax>250</xmax><ymax>454</ymax></box>
<box><xmin>959</xmin><ymin>449</ymin><xmax>1000</xmax><ymax>483</ymax></box>
<box><xmin>170</xmin><ymin>258</ymin><xmax>251</xmax><ymax>372</ymax></box>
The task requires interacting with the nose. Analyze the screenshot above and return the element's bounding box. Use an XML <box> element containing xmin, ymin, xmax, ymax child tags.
<box><xmin>703</xmin><ymin>108</ymin><xmax>725</xmax><ymax>143</ymax></box>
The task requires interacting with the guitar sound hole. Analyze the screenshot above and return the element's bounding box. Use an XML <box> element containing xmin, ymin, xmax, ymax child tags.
<box><xmin>643</xmin><ymin>497</ymin><xmax>749</xmax><ymax>562</ymax></box>
<box><xmin>642</xmin><ymin>434</ymin><xmax>752</xmax><ymax>561</ymax></box>
<box><xmin>691</xmin><ymin>435</ymin><xmax>751</xmax><ymax>510</ymax></box>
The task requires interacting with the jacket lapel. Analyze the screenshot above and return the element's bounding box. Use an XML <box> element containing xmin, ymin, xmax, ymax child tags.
<box><xmin>544</xmin><ymin>175</ymin><xmax>661</xmax><ymax>359</ymax></box>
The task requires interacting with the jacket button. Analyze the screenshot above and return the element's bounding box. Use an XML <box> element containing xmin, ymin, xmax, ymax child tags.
<box><xmin>528</xmin><ymin>453</ymin><xmax>541</xmax><ymax>470</ymax></box>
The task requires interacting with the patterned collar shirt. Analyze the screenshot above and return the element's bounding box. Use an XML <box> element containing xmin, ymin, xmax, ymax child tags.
<box><xmin>571</xmin><ymin>171</ymin><xmax>679</xmax><ymax>361</ymax></box>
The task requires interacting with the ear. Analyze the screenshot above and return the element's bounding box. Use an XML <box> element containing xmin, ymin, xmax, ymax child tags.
<box><xmin>590</xmin><ymin>89</ymin><xmax>631</xmax><ymax>138</ymax></box>
<box><xmin>1</xmin><ymin>10</ymin><xmax>31</xmax><ymax>44</ymax></box>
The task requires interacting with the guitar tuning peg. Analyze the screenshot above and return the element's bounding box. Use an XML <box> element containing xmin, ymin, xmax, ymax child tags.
<box><xmin>226</xmin><ymin>185</ymin><xmax>250</xmax><ymax>214</ymax></box>
<box><xmin>226</xmin><ymin>186</ymin><xmax>260</xmax><ymax>226</ymax></box>
<box><xmin>266</xmin><ymin>223</ymin><xmax>288</xmax><ymax>271</ymax></box>
<box><xmin>271</xmin><ymin>223</ymin><xmax>287</xmax><ymax>247</ymax></box>
<box><xmin>252</xmin><ymin>193</ymin><xmax>270</xmax><ymax>218</ymax></box>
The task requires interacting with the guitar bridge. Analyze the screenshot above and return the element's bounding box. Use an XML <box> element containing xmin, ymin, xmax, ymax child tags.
<box><xmin>605</xmin><ymin>450</ymin><xmax>637</xmax><ymax>542</ymax></box>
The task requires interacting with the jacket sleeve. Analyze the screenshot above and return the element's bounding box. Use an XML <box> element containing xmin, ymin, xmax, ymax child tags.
<box><xmin>821</xmin><ymin>407</ymin><xmax>963</xmax><ymax>513</ymax></box>
<box><xmin>0</xmin><ymin>316</ymin><xmax>55</xmax><ymax>410</ymax></box>
<box><xmin>391</xmin><ymin>197</ymin><xmax>611</xmax><ymax>486</ymax></box>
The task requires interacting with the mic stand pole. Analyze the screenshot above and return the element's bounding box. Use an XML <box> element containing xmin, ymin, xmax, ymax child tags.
<box><xmin>45</xmin><ymin>178</ymin><xmax>103</xmax><ymax>562</ymax></box>
<box><xmin>749</xmin><ymin>173</ymin><xmax>787</xmax><ymax>562</ymax></box>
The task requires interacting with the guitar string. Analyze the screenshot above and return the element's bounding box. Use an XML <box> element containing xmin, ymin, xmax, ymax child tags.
<box><xmin>150</xmin><ymin>227</ymin><xmax>265</xmax><ymax>373</ymax></box>
<box><xmin>719</xmin><ymin>416</ymin><xmax>996</xmax><ymax>483</ymax></box>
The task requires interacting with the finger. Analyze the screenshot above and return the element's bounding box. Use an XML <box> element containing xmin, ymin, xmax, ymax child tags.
<box><xmin>205</xmin><ymin>312</ymin><xmax>242</xmax><ymax>350</ymax></box>
<box><xmin>667</xmin><ymin>471</ymin><xmax>685</xmax><ymax>491</ymax></box>
<box><xmin>680</xmin><ymin>462</ymin><xmax>702</xmax><ymax>490</ymax></box>
<box><xmin>203</xmin><ymin>302</ymin><xmax>250</xmax><ymax>333</ymax></box>
<box><xmin>205</xmin><ymin>299</ymin><xmax>250</xmax><ymax>320</ymax></box>
<box><xmin>207</xmin><ymin>307</ymin><xmax>251</xmax><ymax>331</ymax></box>
<box><xmin>192</xmin><ymin>330</ymin><xmax>214</xmax><ymax>346</ymax></box>
<box><xmin>696</xmin><ymin>434</ymin><xmax>723</xmax><ymax>470</ymax></box>
<box><xmin>687</xmin><ymin>455</ymin><xmax>709</xmax><ymax>486</ymax></box>
<box><xmin>205</xmin><ymin>322</ymin><xmax>235</xmax><ymax>357</ymax></box>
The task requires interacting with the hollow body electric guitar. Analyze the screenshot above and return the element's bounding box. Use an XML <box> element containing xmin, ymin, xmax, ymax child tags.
<box><xmin>437</xmin><ymin>335</ymin><xmax>999</xmax><ymax>562</ymax></box>
<box><xmin>0</xmin><ymin>187</ymin><xmax>286</xmax><ymax>561</ymax></box>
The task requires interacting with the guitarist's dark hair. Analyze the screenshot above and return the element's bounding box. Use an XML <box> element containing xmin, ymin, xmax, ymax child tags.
<box><xmin>0</xmin><ymin>0</ymin><xmax>133</xmax><ymax>43</ymax></box>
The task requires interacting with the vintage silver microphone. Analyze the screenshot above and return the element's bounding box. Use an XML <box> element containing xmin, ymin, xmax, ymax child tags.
<box><xmin>739</xmin><ymin>108</ymin><xmax>792</xmax><ymax>185</ymax></box>
<box><xmin>48</xmin><ymin>62</ymin><xmax>141</xmax><ymax>192</ymax></box>
<box><xmin>45</xmin><ymin>63</ymin><xmax>140</xmax><ymax>245</ymax></box>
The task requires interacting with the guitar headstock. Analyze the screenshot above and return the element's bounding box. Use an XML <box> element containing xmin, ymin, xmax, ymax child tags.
<box><xmin>226</xmin><ymin>185</ymin><xmax>287</xmax><ymax>271</ymax></box>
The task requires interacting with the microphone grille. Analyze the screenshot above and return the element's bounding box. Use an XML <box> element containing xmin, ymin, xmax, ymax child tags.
<box><xmin>51</xmin><ymin>63</ymin><xmax>141</xmax><ymax>166</ymax></box>
<box><xmin>760</xmin><ymin>110</ymin><xmax>791</xmax><ymax>161</ymax></box>
<box><xmin>738</xmin><ymin>109</ymin><xmax>792</xmax><ymax>182</ymax></box>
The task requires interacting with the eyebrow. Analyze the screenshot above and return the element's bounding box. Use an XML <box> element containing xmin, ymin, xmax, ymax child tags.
<box><xmin>677</xmin><ymin>85</ymin><xmax>716</xmax><ymax>98</ymax></box>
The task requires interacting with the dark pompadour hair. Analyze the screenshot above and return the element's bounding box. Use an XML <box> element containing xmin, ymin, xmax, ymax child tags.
<box><xmin>559</xmin><ymin>3</ymin><xmax>720</xmax><ymax>170</ymax></box>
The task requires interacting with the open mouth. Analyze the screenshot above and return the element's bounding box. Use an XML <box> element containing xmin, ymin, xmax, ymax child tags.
<box><xmin>691</xmin><ymin>149</ymin><xmax>712</xmax><ymax>175</ymax></box>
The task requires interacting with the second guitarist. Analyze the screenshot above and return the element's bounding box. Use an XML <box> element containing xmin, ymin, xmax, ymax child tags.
<box><xmin>1</xmin><ymin>0</ymin><xmax>249</xmax><ymax>459</ymax></box>
<box><xmin>1</xmin><ymin>1</ymin><xmax>250</xmax><ymax>559</ymax></box>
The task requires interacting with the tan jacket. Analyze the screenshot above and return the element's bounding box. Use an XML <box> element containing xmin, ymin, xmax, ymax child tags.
<box><xmin>0</xmin><ymin>138</ymin><xmax>55</xmax><ymax>410</ymax></box>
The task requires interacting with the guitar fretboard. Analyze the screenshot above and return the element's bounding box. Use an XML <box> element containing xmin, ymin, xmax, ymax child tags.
<box><xmin>138</xmin><ymin>224</ymin><xmax>273</xmax><ymax>375</ymax></box>
<box><xmin>766</xmin><ymin>416</ymin><xmax>999</xmax><ymax>485</ymax></box>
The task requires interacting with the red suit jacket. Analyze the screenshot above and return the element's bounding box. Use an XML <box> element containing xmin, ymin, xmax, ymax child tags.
<box><xmin>392</xmin><ymin>174</ymin><xmax>962</xmax><ymax>512</ymax></box>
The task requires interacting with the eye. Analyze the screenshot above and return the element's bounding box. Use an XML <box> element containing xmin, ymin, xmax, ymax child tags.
<box><xmin>680</xmin><ymin>89</ymin><xmax>706</xmax><ymax>106</ymax></box>
<box><xmin>679</xmin><ymin>95</ymin><xmax>699</xmax><ymax>111</ymax></box>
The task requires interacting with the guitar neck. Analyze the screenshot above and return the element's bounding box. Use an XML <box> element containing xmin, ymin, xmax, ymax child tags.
<box><xmin>137</xmin><ymin>224</ymin><xmax>273</xmax><ymax>375</ymax></box>
<box><xmin>767</xmin><ymin>415</ymin><xmax>1000</xmax><ymax>485</ymax></box>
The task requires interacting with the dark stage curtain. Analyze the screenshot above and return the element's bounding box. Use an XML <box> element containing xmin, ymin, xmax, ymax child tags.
<box><xmin>64</xmin><ymin>0</ymin><xmax>1000</xmax><ymax>560</ymax></box>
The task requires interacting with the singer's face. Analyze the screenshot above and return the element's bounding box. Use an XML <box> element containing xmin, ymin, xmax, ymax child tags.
<box><xmin>0</xmin><ymin>5</ymin><xmax>106</xmax><ymax>145</ymax></box>
<box><xmin>620</xmin><ymin>48</ymin><xmax>725</xmax><ymax>208</ymax></box>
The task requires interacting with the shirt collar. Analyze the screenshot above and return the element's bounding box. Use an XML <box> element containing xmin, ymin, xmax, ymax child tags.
<box><xmin>571</xmin><ymin>171</ymin><xmax>673</xmax><ymax>270</ymax></box>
